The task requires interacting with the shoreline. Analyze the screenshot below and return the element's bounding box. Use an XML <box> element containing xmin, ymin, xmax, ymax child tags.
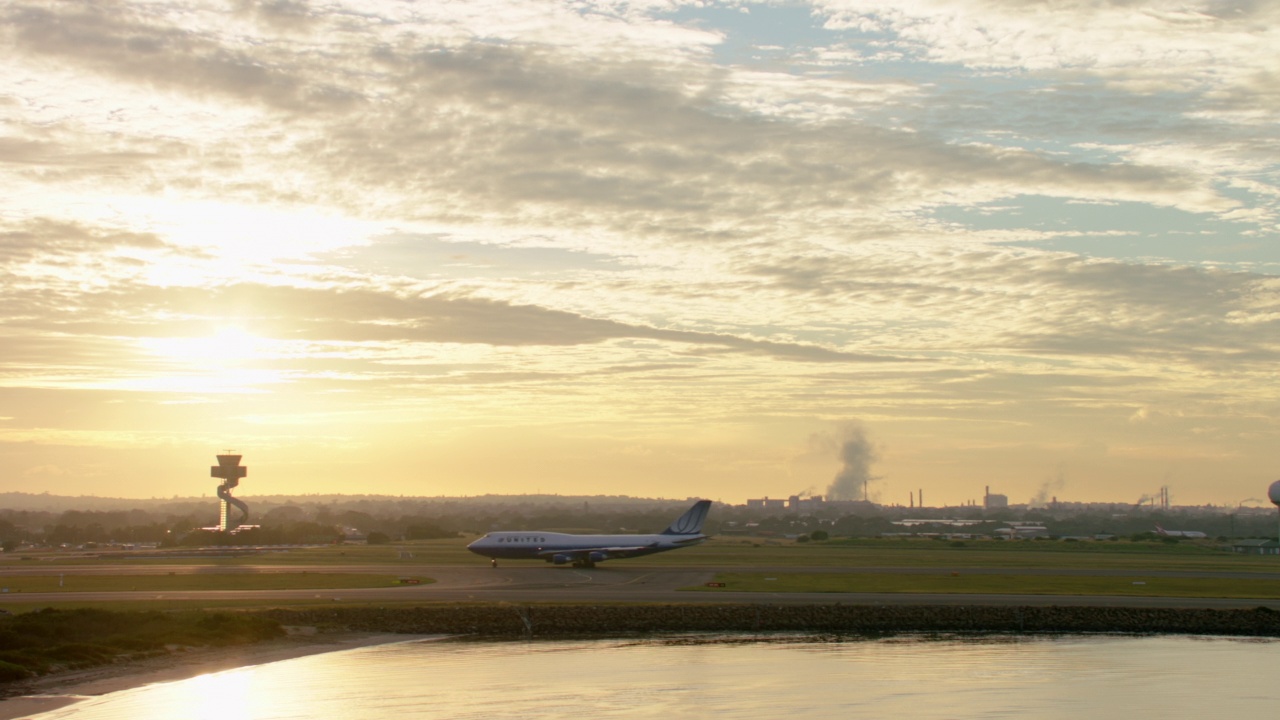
<box><xmin>6</xmin><ymin>602</ymin><xmax>1280</xmax><ymax>718</ymax></box>
<box><xmin>0</xmin><ymin>631</ymin><xmax>439</xmax><ymax>720</ymax></box>
<box><xmin>264</xmin><ymin>602</ymin><xmax>1280</xmax><ymax>637</ymax></box>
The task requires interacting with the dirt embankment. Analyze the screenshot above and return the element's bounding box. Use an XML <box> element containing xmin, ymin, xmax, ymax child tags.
<box><xmin>265</xmin><ymin>603</ymin><xmax>1280</xmax><ymax>637</ymax></box>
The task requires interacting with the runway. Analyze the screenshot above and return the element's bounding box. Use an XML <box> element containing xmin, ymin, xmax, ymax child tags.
<box><xmin>8</xmin><ymin>563</ymin><xmax>1280</xmax><ymax>580</ymax></box>
<box><xmin>3</xmin><ymin>564</ymin><xmax>1279</xmax><ymax>609</ymax></box>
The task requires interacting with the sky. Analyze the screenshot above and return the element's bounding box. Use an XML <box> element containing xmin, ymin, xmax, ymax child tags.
<box><xmin>2</xmin><ymin>0</ymin><xmax>1278</xmax><ymax>507</ymax></box>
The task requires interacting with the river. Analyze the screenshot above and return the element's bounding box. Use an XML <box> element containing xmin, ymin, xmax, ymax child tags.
<box><xmin>24</xmin><ymin>634</ymin><xmax>1280</xmax><ymax>719</ymax></box>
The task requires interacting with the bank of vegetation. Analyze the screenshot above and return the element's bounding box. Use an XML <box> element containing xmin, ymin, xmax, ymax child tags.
<box><xmin>0</xmin><ymin>608</ymin><xmax>283</xmax><ymax>683</ymax></box>
<box><xmin>5</xmin><ymin>602</ymin><xmax>1280</xmax><ymax>691</ymax></box>
<box><xmin>267</xmin><ymin>603</ymin><xmax>1280</xmax><ymax>638</ymax></box>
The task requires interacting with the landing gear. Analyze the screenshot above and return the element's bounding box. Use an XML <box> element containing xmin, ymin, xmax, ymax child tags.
<box><xmin>491</xmin><ymin>558</ymin><xmax>498</xmax><ymax>568</ymax></box>
<box><xmin>572</xmin><ymin>559</ymin><xmax>596</xmax><ymax>568</ymax></box>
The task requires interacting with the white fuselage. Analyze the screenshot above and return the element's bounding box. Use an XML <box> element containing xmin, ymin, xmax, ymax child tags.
<box><xmin>466</xmin><ymin>531</ymin><xmax>707</xmax><ymax>562</ymax></box>
<box><xmin>466</xmin><ymin>499</ymin><xmax>712</xmax><ymax>567</ymax></box>
<box><xmin>1156</xmin><ymin>529</ymin><xmax>1207</xmax><ymax>538</ymax></box>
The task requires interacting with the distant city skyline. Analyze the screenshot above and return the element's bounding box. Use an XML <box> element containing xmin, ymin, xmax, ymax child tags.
<box><xmin>2</xmin><ymin>2</ymin><xmax>1277</xmax><ymax>506</ymax></box>
<box><xmin>3</xmin><ymin>482</ymin><xmax>1277</xmax><ymax>513</ymax></box>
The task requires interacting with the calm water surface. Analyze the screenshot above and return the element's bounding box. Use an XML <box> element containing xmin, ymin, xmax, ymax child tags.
<box><xmin>28</xmin><ymin>634</ymin><xmax>1280</xmax><ymax>719</ymax></box>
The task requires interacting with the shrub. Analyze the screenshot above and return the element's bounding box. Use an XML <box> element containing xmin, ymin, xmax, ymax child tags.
<box><xmin>0</xmin><ymin>660</ymin><xmax>33</xmax><ymax>682</ymax></box>
<box><xmin>45</xmin><ymin>644</ymin><xmax>115</xmax><ymax>667</ymax></box>
<box><xmin>0</xmin><ymin>608</ymin><xmax>284</xmax><ymax>679</ymax></box>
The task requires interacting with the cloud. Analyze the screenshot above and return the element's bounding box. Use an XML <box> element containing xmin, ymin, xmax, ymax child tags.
<box><xmin>5</xmin><ymin>3</ymin><xmax>360</xmax><ymax>113</ymax></box>
<box><xmin>304</xmin><ymin>42</ymin><xmax>1235</xmax><ymax>231</ymax></box>
<box><xmin>23</xmin><ymin>464</ymin><xmax>66</xmax><ymax>477</ymax></box>
<box><xmin>817</xmin><ymin>1</ymin><xmax>1280</xmax><ymax>89</ymax></box>
<box><xmin>739</xmin><ymin>244</ymin><xmax>1280</xmax><ymax>369</ymax></box>
<box><xmin>4</xmin><ymin>0</ymin><xmax>1239</xmax><ymax>242</ymax></box>
<box><xmin>64</xmin><ymin>282</ymin><xmax>911</xmax><ymax>362</ymax></box>
<box><xmin>0</xmin><ymin>217</ymin><xmax>168</xmax><ymax>263</ymax></box>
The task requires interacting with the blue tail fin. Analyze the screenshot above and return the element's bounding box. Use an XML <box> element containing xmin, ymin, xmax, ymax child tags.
<box><xmin>662</xmin><ymin>500</ymin><xmax>711</xmax><ymax>535</ymax></box>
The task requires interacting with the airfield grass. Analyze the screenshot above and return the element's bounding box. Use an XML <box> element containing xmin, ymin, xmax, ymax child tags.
<box><xmin>0</xmin><ymin>598</ymin><xmax>425</xmax><ymax>613</ymax></box>
<box><xmin>693</xmin><ymin>572</ymin><xmax>1280</xmax><ymax>599</ymax></box>
<box><xmin>0</xmin><ymin>573</ymin><xmax>431</xmax><ymax>594</ymax></box>
<box><xmin>5</xmin><ymin>536</ymin><xmax>1280</xmax><ymax>576</ymax></box>
<box><xmin>662</xmin><ymin>537</ymin><xmax>1280</xmax><ymax>573</ymax></box>
<box><xmin>1</xmin><ymin>541</ymin><xmax>462</xmax><ymax>567</ymax></box>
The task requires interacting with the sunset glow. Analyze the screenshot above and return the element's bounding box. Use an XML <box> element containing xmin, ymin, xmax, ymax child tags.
<box><xmin>2</xmin><ymin>1</ymin><xmax>1277</xmax><ymax>505</ymax></box>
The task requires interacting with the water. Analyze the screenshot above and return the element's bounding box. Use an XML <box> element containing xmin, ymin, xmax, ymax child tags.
<box><xmin>25</xmin><ymin>634</ymin><xmax>1280</xmax><ymax>719</ymax></box>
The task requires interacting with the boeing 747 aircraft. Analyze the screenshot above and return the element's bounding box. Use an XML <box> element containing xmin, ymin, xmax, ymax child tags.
<box><xmin>466</xmin><ymin>500</ymin><xmax>711</xmax><ymax>568</ymax></box>
<box><xmin>1155</xmin><ymin>524</ymin><xmax>1207</xmax><ymax>539</ymax></box>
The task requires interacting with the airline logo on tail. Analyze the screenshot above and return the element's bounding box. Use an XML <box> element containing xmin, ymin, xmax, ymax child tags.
<box><xmin>662</xmin><ymin>500</ymin><xmax>711</xmax><ymax>535</ymax></box>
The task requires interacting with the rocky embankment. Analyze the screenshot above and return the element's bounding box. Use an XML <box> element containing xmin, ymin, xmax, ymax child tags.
<box><xmin>265</xmin><ymin>604</ymin><xmax>1280</xmax><ymax>638</ymax></box>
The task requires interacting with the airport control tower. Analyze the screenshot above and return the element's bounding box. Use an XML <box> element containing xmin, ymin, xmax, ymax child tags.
<box><xmin>211</xmin><ymin>454</ymin><xmax>250</xmax><ymax>531</ymax></box>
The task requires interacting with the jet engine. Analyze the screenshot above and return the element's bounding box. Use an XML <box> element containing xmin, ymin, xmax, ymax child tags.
<box><xmin>588</xmin><ymin>551</ymin><xmax>608</xmax><ymax>563</ymax></box>
<box><xmin>552</xmin><ymin>554</ymin><xmax>573</xmax><ymax>565</ymax></box>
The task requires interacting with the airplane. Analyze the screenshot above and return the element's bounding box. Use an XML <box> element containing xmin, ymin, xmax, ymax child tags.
<box><xmin>1155</xmin><ymin>524</ymin><xmax>1207</xmax><ymax>539</ymax></box>
<box><xmin>994</xmin><ymin>525</ymin><xmax>1048</xmax><ymax>539</ymax></box>
<box><xmin>466</xmin><ymin>499</ymin><xmax>712</xmax><ymax>568</ymax></box>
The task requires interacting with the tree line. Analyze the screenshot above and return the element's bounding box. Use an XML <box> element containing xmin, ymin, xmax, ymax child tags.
<box><xmin>3</xmin><ymin>499</ymin><xmax>1275</xmax><ymax>551</ymax></box>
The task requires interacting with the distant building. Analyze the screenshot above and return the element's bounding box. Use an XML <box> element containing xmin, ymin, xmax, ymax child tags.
<box><xmin>984</xmin><ymin>487</ymin><xmax>1008</xmax><ymax>509</ymax></box>
<box><xmin>1232</xmin><ymin>539</ymin><xmax>1280</xmax><ymax>555</ymax></box>
<box><xmin>826</xmin><ymin>499</ymin><xmax>879</xmax><ymax>516</ymax></box>
<box><xmin>894</xmin><ymin>518</ymin><xmax>984</xmax><ymax>528</ymax></box>
<box><xmin>746</xmin><ymin>497</ymin><xmax>787</xmax><ymax>510</ymax></box>
<box><xmin>788</xmin><ymin>495</ymin><xmax>825</xmax><ymax>512</ymax></box>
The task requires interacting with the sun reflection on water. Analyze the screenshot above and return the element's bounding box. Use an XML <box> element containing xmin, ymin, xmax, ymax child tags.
<box><xmin>182</xmin><ymin>671</ymin><xmax>256</xmax><ymax>720</ymax></box>
<box><xmin>26</xmin><ymin>635</ymin><xmax>1280</xmax><ymax>720</ymax></box>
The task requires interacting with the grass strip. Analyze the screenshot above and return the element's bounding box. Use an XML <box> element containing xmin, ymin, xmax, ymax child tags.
<box><xmin>8</xmin><ymin>537</ymin><xmax>1278</xmax><ymax>575</ymax></box>
<box><xmin>691</xmin><ymin>572</ymin><xmax>1280</xmax><ymax>598</ymax></box>
<box><xmin>0</xmin><ymin>574</ymin><xmax>431</xmax><ymax>593</ymax></box>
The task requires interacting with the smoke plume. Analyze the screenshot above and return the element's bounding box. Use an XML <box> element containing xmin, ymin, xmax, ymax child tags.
<box><xmin>1030</xmin><ymin>467</ymin><xmax>1066</xmax><ymax>508</ymax></box>
<box><xmin>826</xmin><ymin>423</ymin><xmax>878</xmax><ymax>501</ymax></box>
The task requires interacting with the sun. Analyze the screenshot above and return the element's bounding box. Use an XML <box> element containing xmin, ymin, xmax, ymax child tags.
<box><xmin>143</xmin><ymin>325</ymin><xmax>265</xmax><ymax>364</ymax></box>
<box><xmin>131</xmin><ymin>325</ymin><xmax>283</xmax><ymax>394</ymax></box>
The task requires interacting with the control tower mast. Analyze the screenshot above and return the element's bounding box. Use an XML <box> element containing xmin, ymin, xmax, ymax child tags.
<box><xmin>211</xmin><ymin>454</ymin><xmax>249</xmax><ymax>531</ymax></box>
